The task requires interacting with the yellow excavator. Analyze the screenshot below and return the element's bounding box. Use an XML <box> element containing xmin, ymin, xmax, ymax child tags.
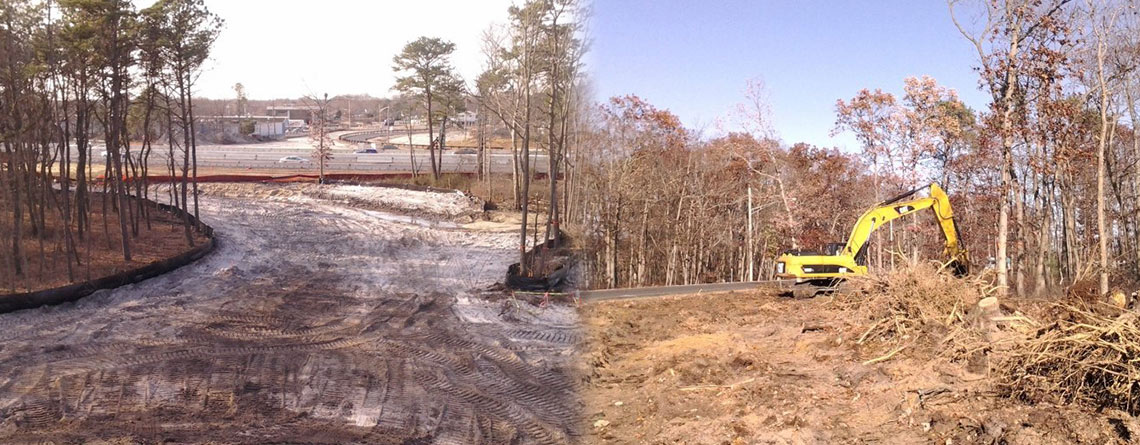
<box><xmin>774</xmin><ymin>183</ymin><xmax>969</xmax><ymax>298</ymax></box>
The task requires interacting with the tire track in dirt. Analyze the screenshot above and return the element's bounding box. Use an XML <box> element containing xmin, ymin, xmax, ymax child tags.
<box><xmin>0</xmin><ymin>184</ymin><xmax>580</xmax><ymax>444</ymax></box>
<box><xmin>505</xmin><ymin>328</ymin><xmax>583</xmax><ymax>344</ymax></box>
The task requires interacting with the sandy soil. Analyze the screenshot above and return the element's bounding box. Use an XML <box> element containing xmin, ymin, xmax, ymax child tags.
<box><xmin>193</xmin><ymin>183</ymin><xmax>486</xmax><ymax>222</ymax></box>
<box><xmin>0</xmin><ymin>183</ymin><xmax>580</xmax><ymax>444</ymax></box>
<box><xmin>577</xmin><ymin>290</ymin><xmax>1135</xmax><ymax>444</ymax></box>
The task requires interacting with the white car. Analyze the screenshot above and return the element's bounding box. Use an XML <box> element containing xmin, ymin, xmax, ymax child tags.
<box><xmin>99</xmin><ymin>150</ymin><xmax>126</xmax><ymax>161</ymax></box>
<box><xmin>278</xmin><ymin>156</ymin><xmax>308</xmax><ymax>163</ymax></box>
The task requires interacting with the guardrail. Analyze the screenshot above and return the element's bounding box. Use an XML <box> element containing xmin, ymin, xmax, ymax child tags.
<box><xmin>192</xmin><ymin>155</ymin><xmax>541</xmax><ymax>174</ymax></box>
<box><xmin>339</xmin><ymin>130</ymin><xmax>387</xmax><ymax>143</ymax></box>
<box><xmin>124</xmin><ymin>152</ymin><xmax>549</xmax><ymax>175</ymax></box>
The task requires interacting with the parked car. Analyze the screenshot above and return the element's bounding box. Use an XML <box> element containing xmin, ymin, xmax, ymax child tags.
<box><xmin>99</xmin><ymin>150</ymin><xmax>126</xmax><ymax>161</ymax></box>
<box><xmin>355</xmin><ymin>148</ymin><xmax>378</xmax><ymax>154</ymax></box>
<box><xmin>455</xmin><ymin>148</ymin><xmax>477</xmax><ymax>155</ymax></box>
<box><xmin>278</xmin><ymin>155</ymin><xmax>308</xmax><ymax>163</ymax></box>
<box><xmin>381</xmin><ymin>144</ymin><xmax>399</xmax><ymax>150</ymax></box>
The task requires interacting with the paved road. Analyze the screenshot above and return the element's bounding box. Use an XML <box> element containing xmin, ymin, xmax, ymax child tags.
<box><xmin>77</xmin><ymin>143</ymin><xmax>549</xmax><ymax>175</ymax></box>
<box><xmin>578</xmin><ymin>280</ymin><xmax>787</xmax><ymax>301</ymax></box>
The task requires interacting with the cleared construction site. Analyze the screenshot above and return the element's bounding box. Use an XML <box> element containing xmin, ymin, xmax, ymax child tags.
<box><xmin>4</xmin><ymin>181</ymin><xmax>1138</xmax><ymax>444</ymax></box>
<box><xmin>5</xmin><ymin>0</ymin><xmax>1140</xmax><ymax>443</ymax></box>
<box><xmin>0</xmin><ymin>184</ymin><xmax>580</xmax><ymax>443</ymax></box>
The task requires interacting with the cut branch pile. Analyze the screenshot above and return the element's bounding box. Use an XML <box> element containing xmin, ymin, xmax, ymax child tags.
<box><xmin>838</xmin><ymin>262</ymin><xmax>998</xmax><ymax>362</ymax></box>
<box><xmin>999</xmin><ymin>303</ymin><xmax>1140</xmax><ymax>415</ymax></box>
<box><xmin>840</xmin><ymin>263</ymin><xmax>1140</xmax><ymax>415</ymax></box>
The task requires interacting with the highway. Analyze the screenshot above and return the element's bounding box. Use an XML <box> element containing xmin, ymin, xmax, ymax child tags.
<box><xmin>79</xmin><ymin>142</ymin><xmax>549</xmax><ymax>175</ymax></box>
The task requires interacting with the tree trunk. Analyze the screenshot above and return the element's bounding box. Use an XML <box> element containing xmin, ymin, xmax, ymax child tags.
<box><xmin>1094</xmin><ymin>31</ymin><xmax>1112</xmax><ymax>297</ymax></box>
<box><xmin>425</xmin><ymin>84</ymin><xmax>438</xmax><ymax>181</ymax></box>
<box><xmin>405</xmin><ymin>119</ymin><xmax>418</xmax><ymax>177</ymax></box>
<box><xmin>746</xmin><ymin>185</ymin><xmax>754</xmax><ymax>281</ymax></box>
<box><xmin>518</xmin><ymin>27</ymin><xmax>533</xmax><ymax>275</ymax></box>
<box><xmin>187</xmin><ymin>71</ymin><xmax>200</xmax><ymax>224</ymax></box>
<box><xmin>1034</xmin><ymin>178</ymin><xmax>1050</xmax><ymax>295</ymax></box>
<box><xmin>1014</xmin><ymin>172</ymin><xmax>1025</xmax><ymax>296</ymax></box>
<box><xmin>1125</xmin><ymin>79</ymin><xmax>1140</xmax><ymax>278</ymax></box>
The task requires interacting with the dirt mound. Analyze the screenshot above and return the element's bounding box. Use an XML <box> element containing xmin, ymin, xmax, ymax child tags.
<box><xmin>578</xmin><ymin>293</ymin><xmax>833</xmax><ymax>444</ymax></box>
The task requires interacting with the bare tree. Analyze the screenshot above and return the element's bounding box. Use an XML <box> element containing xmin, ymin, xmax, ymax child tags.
<box><xmin>1084</xmin><ymin>0</ymin><xmax>1127</xmax><ymax>296</ymax></box>
<box><xmin>0</xmin><ymin>0</ymin><xmax>220</xmax><ymax>289</ymax></box>
<box><xmin>949</xmin><ymin>0</ymin><xmax>1072</xmax><ymax>296</ymax></box>
<box><xmin>305</xmin><ymin>93</ymin><xmax>334</xmax><ymax>184</ymax></box>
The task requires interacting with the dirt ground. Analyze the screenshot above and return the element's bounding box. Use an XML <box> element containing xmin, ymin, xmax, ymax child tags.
<box><xmin>2</xmin><ymin>194</ymin><xmax>209</xmax><ymax>293</ymax></box>
<box><xmin>577</xmin><ymin>290</ymin><xmax>1137</xmax><ymax>444</ymax></box>
<box><xmin>0</xmin><ymin>183</ymin><xmax>580</xmax><ymax>444</ymax></box>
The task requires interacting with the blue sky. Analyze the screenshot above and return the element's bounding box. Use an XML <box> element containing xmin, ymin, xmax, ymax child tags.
<box><xmin>589</xmin><ymin>0</ymin><xmax>992</xmax><ymax>150</ymax></box>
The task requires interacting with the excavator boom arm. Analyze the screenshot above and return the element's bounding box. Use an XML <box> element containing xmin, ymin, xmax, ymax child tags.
<box><xmin>775</xmin><ymin>182</ymin><xmax>969</xmax><ymax>285</ymax></box>
<box><xmin>841</xmin><ymin>183</ymin><xmax>968</xmax><ymax>271</ymax></box>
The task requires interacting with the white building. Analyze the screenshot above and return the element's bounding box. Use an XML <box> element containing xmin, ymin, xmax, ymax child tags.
<box><xmin>254</xmin><ymin>120</ymin><xmax>285</xmax><ymax>138</ymax></box>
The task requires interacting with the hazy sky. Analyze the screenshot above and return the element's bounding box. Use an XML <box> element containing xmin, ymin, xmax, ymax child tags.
<box><xmin>191</xmin><ymin>0</ymin><xmax>514</xmax><ymax>100</ymax></box>
<box><xmin>189</xmin><ymin>0</ymin><xmax>992</xmax><ymax>150</ymax></box>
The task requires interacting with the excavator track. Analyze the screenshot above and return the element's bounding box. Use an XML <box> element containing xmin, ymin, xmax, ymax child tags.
<box><xmin>788</xmin><ymin>279</ymin><xmax>851</xmax><ymax>299</ymax></box>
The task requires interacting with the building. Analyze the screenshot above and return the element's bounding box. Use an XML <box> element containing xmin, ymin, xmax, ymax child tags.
<box><xmin>196</xmin><ymin>115</ymin><xmax>290</xmax><ymax>141</ymax></box>
<box><xmin>456</xmin><ymin>110</ymin><xmax>478</xmax><ymax>126</ymax></box>
<box><xmin>285</xmin><ymin>119</ymin><xmax>307</xmax><ymax>131</ymax></box>
<box><xmin>254</xmin><ymin>120</ymin><xmax>285</xmax><ymax>138</ymax></box>
<box><xmin>266</xmin><ymin>105</ymin><xmax>320</xmax><ymax>123</ymax></box>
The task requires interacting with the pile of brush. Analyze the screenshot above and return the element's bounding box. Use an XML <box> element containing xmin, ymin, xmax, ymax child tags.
<box><xmin>841</xmin><ymin>262</ymin><xmax>1140</xmax><ymax>414</ymax></box>
<box><xmin>837</xmin><ymin>261</ymin><xmax>999</xmax><ymax>363</ymax></box>
<box><xmin>999</xmin><ymin>302</ymin><xmax>1140</xmax><ymax>415</ymax></box>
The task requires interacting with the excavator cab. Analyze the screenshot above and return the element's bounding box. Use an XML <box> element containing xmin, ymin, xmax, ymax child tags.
<box><xmin>775</xmin><ymin>183</ymin><xmax>969</xmax><ymax>298</ymax></box>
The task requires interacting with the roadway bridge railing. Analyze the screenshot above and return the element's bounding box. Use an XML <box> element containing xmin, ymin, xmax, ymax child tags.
<box><xmin>339</xmin><ymin>130</ymin><xmax>388</xmax><ymax>143</ymax></box>
<box><xmin>131</xmin><ymin>151</ymin><xmax>548</xmax><ymax>175</ymax></box>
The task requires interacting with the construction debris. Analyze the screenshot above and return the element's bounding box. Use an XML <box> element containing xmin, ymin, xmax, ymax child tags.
<box><xmin>836</xmin><ymin>262</ymin><xmax>996</xmax><ymax>362</ymax></box>
<box><xmin>1000</xmin><ymin>302</ymin><xmax>1140</xmax><ymax>416</ymax></box>
<box><xmin>577</xmin><ymin>286</ymin><xmax>1133</xmax><ymax>443</ymax></box>
<box><xmin>840</xmin><ymin>262</ymin><xmax>1140</xmax><ymax>418</ymax></box>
